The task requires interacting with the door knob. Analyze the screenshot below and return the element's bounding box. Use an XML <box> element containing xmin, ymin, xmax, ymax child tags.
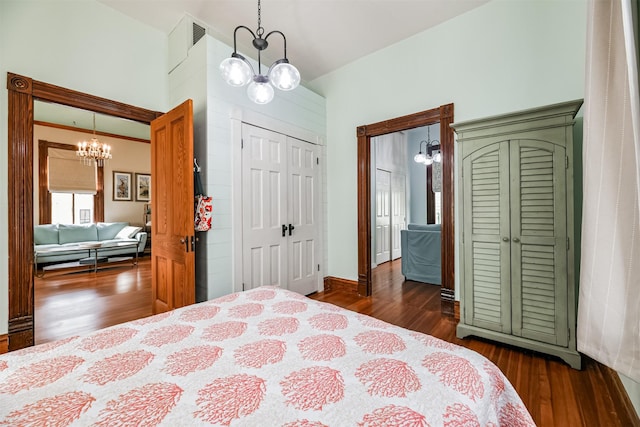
<box><xmin>512</xmin><ymin>237</ymin><xmax>520</xmax><ymax>243</ymax></box>
<box><xmin>502</xmin><ymin>237</ymin><xmax>509</xmax><ymax>242</ymax></box>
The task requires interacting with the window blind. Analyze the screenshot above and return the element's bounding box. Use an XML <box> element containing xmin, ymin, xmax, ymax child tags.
<box><xmin>48</xmin><ymin>148</ymin><xmax>97</xmax><ymax>193</ymax></box>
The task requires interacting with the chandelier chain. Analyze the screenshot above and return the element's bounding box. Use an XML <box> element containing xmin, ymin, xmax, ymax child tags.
<box><xmin>256</xmin><ymin>0</ymin><xmax>264</xmax><ymax>36</ymax></box>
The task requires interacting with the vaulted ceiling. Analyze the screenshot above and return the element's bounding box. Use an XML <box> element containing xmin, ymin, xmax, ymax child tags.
<box><xmin>99</xmin><ymin>0</ymin><xmax>489</xmax><ymax>83</ymax></box>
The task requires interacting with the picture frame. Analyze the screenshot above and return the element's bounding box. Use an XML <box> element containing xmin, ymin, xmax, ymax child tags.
<box><xmin>78</xmin><ymin>209</ymin><xmax>91</xmax><ymax>224</ymax></box>
<box><xmin>135</xmin><ymin>173</ymin><xmax>151</xmax><ymax>202</ymax></box>
<box><xmin>113</xmin><ymin>171</ymin><xmax>132</xmax><ymax>201</ymax></box>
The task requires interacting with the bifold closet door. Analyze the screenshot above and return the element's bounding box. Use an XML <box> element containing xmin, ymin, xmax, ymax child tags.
<box><xmin>287</xmin><ymin>137</ymin><xmax>320</xmax><ymax>296</ymax></box>
<box><xmin>242</xmin><ymin>124</ymin><xmax>287</xmax><ymax>289</ymax></box>
<box><xmin>242</xmin><ymin>124</ymin><xmax>320</xmax><ymax>295</ymax></box>
<box><xmin>375</xmin><ymin>169</ymin><xmax>391</xmax><ymax>265</ymax></box>
<box><xmin>391</xmin><ymin>173</ymin><xmax>406</xmax><ymax>260</ymax></box>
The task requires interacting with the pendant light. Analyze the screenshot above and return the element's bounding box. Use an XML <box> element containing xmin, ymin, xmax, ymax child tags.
<box><xmin>220</xmin><ymin>0</ymin><xmax>301</xmax><ymax>104</ymax></box>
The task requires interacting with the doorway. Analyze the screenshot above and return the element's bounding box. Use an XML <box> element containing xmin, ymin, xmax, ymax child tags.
<box><xmin>357</xmin><ymin>104</ymin><xmax>455</xmax><ymax>313</ymax></box>
<box><xmin>6</xmin><ymin>72</ymin><xmax>163</xmax><ymax>351</ymax></box>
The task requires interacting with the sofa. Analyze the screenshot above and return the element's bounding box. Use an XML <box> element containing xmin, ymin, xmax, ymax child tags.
<box><xmin>400</xmin><ymin>223</ymin><xmax>441</xmax><ymax>285</ymax></box>
<box><xmin>34</xmin><ymin>222</ymin><xmax>147</xmax><ymax>265</ymax></box>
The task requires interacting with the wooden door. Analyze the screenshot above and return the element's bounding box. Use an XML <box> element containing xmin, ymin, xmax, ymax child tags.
<box><xmin>462</xmin><ymin>141</ymin><xmax>512</xmax><ymax>334</ymax></box>
<box><xmin>510</xmin><ymin>139</ymin><xmax>568</xmax><ymax>346</ymax></box>
<box><xmin>150</xmin><ymin>99</ymin><xmax>195</xmax><ymax>313</ymax></box>
<box><xmin>241</xmin><ymin>124</ymin><xmax>287</xmax><ymax>289</ymax></box>
<box><xmin>287</xmin><ymin>136</ymin><xmax>319</xmax><ymax>295</ymax></box>
<box><xmin>375</xmin><ymin>169</ymin><xmax>391</xmax><ymax>265</ymax></box>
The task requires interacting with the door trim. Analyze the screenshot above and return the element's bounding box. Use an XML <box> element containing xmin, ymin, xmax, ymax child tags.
<box><xmin>357</xmin><ymin>104</ymin><xmax>455</xmax><ymax>313</ymax></box>
<box><xmin>6</xmin><ymin>72</ymin><xmax>162</xmax><ymax>351</ymax></box>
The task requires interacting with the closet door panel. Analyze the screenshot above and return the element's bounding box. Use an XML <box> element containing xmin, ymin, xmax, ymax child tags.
<box><xmin>287</xmin><ymin>137</ymin><xmax>319</xmax><ymax>295</ymax></box>
<box><xmin>242</xmin><ymin>124</ymin><xmax>287</xmax><ymax>289</ymax></box>
<box><xmin>375</xmin><ymin>169</ymin><xmax>391</xmax><ymax>265</ymax></box>
<box><xmin>510</xmin><ymin>139</ymin><xmax>568</xmax><ymax>346</ymax></box>
<box><xmin>390</xmin><ymin>173</ymin><xmax>406</xmax><ymax>260</ymax></box>
<box><xmin>463</xmin><ymin>141</ymin><xmax>511</xmax><ymax>333</ymax></box>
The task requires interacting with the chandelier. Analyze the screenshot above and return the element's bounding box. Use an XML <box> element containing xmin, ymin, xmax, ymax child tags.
<box><xmin>219</xmin><ymin>0</ymin><xmax>300</xmax><ymax>104</ymax></box>
<box><xmin>414</xmin><ymin>126</ymin><xmax>442</xmax><ymax>165</ymax></box>
<box><xmin>76</xmin><ymin>113</ymin><xmax>112</xmax><ymax>167</ymax></box>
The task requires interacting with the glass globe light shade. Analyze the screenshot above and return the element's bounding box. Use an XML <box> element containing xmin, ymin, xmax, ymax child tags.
<box><xmin>424</xmin><ymin>155</ymin><xmax>434</xmax><ymax>166</ymax></box>
<box><xmin>270</xmin><ymin>61</ymin><xmax>301</xmax><ymax>91</ymax></box>
<box><xmin>414</xmin><ymin>152</ymin><xmax>427</xmax><ymax>164</ymax></box>
<box><xmin>432</xmin><ymin>151</ymin><xmax>442</xmax><ymax>163</ymax></box>
<box><xmin>247</xmin><ymin>81</ymin><xmax>275</xmax><ymax>104</ymax></box>
<box><xmin>220</xmin><ymin>57</ymin><xmax>252</xmax><ymax>87</ymax></box>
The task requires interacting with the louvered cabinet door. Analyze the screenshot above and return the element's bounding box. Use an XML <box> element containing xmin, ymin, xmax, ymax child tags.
<box><xmin>509</xmin><ymin>139</ymin><xmax>568</xmax><ymax>346</ymax></box>
<box><xmin>462</xmin><ymin>141</ymin><xmax>512</xmax><ymax>333</ymax></box>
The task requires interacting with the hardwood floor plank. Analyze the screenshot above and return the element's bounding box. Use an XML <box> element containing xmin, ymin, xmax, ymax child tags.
<box><xmin>309</xmin><ymin>259</ymin><xmax>640</xmax><ymax>427</ymax></box>
<box><xmin>35</xmin><ymin>258</ymin><xmax>152</xmax><ymax>344</ymax></box>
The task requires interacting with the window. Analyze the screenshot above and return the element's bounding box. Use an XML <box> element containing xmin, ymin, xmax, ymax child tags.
<box><xmin>51</xmin><ymin>192</ymin><xmax>94</xmax><ymax>224</ymax></box>
<box><xmin>38</xmin><ymin>140</ymin><xmax>103</xmax><ymax>225</ymax></box>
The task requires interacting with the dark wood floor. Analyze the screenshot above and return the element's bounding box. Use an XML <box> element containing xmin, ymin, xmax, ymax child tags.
<box><xmin>34</xmin><ymin>257</ymin><xmax>152</xmax><ymax>344</ymax></box>
<box><xmin>35</xmin><ymin>257</ymin><xmax>639</xmax><ymax>426</ymax></box>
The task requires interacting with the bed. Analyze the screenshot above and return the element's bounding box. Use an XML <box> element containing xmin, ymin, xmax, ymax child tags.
<box><xmin>0</xmin><ymin>286</ymin><xmax>535</xmax><ymax>426</ymax></box>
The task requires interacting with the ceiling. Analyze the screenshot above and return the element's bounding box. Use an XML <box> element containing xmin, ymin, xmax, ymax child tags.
<box><xmin>98</xmin><ymin>0</ymin><xmax>490</xmax><ymax>83</ymax></box>
<box><xmin>36</xmin><ymin>0</ymin><xmax>489</xmax><ymax>137</ymax></box>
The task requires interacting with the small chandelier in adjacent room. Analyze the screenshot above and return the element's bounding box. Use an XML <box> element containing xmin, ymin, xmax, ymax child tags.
<box><xmin>414</xmin><ymin>126</ymin><xmax>442</xmax><ymax>165</ymax></box>
<box><xmin>76</xmin><ymin>113</ymin><xmax>112</xmax><ymax>167</ymax></box>
<box><xmin>219</xmin><ymin>0</ymin><xmax>300</xmax><ymax>104</ymax></box>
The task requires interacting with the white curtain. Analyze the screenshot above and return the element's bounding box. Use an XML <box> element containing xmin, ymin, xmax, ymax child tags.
<box><xmin>578</xmin><ymin>0</ymin><xmax>640</xmax><ymax>381</ymax></box>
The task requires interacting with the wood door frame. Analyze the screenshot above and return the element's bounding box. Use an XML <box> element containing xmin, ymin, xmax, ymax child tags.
<box><xmin>357</xmin><ymin>104</ymin><xmax>455</xmax><ymax>313</ymax></box>
<box><xmin>6</xmin><ymin>72</ymin><xmax>162</xmax><ymax>351</ymax></box>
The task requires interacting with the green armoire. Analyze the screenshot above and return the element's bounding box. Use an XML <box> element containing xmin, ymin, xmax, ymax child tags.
<box><xmin>452</xmin><ymin>100</ymin><xmax>582</xmax><ymax>369</ymax></box>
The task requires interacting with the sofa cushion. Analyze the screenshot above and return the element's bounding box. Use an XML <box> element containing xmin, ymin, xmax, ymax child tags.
<box><xmin>407</xmin><ymin>223</ymin><xmax>441</xmax><ymax>232</ymax></box>
<box><xmin>58</xmin><ymin>224</ymin><xmax>98</xmax><ymax>244</ymax></box>
<box><xmin>34</xmin><ymin>224</ymin><xmax>59</xmax><ymax>245</ymax></box>
<box><xmin>115</xmin><ymin>226</ymin><xmax>142</xmax><ymax>239</ymax></box>
<box><xmin>97</xmin><ymin>222</ymin><xmax>128</xmax><ymax>240</ymax></box>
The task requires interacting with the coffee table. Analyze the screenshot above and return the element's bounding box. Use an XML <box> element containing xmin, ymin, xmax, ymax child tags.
<box><xmin>34</xmin><ymin>241</ymin><xmax>139</xmax><ymax>277</ymax></box>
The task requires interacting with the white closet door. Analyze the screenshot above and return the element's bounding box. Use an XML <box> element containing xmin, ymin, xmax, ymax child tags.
<box><xmin>375</xmin><ymin>169</ymin><xmax>391</xmax><ymax>264</ymax></box>
<box><xmin>242</xmin><ymin>124</ymin><xmax>320</xmax><ymax>295</ymax></box>
<box><xmin>242</xmin><ymin>124</ymin><xmax>287</xmax><ymax>289</ymax></box>
<box><xmin>287</xmin><ymin>137</ymin><xmax>319</xmax><ymax>295</ymax></box>
<box><xmin>391</xmin><ymin>173</ymin><xmax>406</xmax><ymax>260</ymax></box>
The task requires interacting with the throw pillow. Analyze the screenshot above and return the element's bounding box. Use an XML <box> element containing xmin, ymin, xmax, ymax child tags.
<box><xmin>58</xmin><ymin>224</ymin><xmax>98</xmax><ymax>244</ymax></box>
<box><xmin>34</xmin><ymin>224</ymin><xmax>59</xmax><ymax>245</ymax></box>
<box><xmin>97</xmin><ymin>222</ymin><xmax>129</xmax><ymax>240</ymax></box>
<box><xmin>115</xmin><ymin>226</ymin><xmax>142</xmax><ymax>239</ymax></box>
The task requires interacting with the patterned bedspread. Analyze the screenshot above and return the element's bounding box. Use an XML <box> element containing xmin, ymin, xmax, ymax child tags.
<box><xmin>0</xmin><ymin>286</ymin><xmax>535</xmax><ymax>426</ymax></box>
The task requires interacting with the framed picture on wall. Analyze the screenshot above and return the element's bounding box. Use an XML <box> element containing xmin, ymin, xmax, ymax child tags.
<box><xmin>79</xmin><ymin>209</ymin><xmax>91</xmax><ymax>224</ymax></box>
<box><xmin>135</xmin><ymin>173</ymin><xmax>151</xmax><ymax>202</ymax></box>
<box><xmin>113</xmin><ymin>171</ymin><xmax>132</xmax><ymax>201</ymax></box>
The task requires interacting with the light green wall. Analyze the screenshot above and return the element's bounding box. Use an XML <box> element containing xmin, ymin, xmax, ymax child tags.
<box><xmin>310</xmin><ymin>0</ymin><xmax>587</xmax><ymax>281</ymax></box>
<box><xmin>0</xmin><ymin>0</ymin><xmax>169</xmax><ymax>335</ymax></box>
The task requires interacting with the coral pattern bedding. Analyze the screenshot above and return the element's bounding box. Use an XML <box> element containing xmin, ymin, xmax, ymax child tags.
<box><xmin>0</xmin><ymin>287</ymin><xmax>535</xmax><ymax>426</ymax></box>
